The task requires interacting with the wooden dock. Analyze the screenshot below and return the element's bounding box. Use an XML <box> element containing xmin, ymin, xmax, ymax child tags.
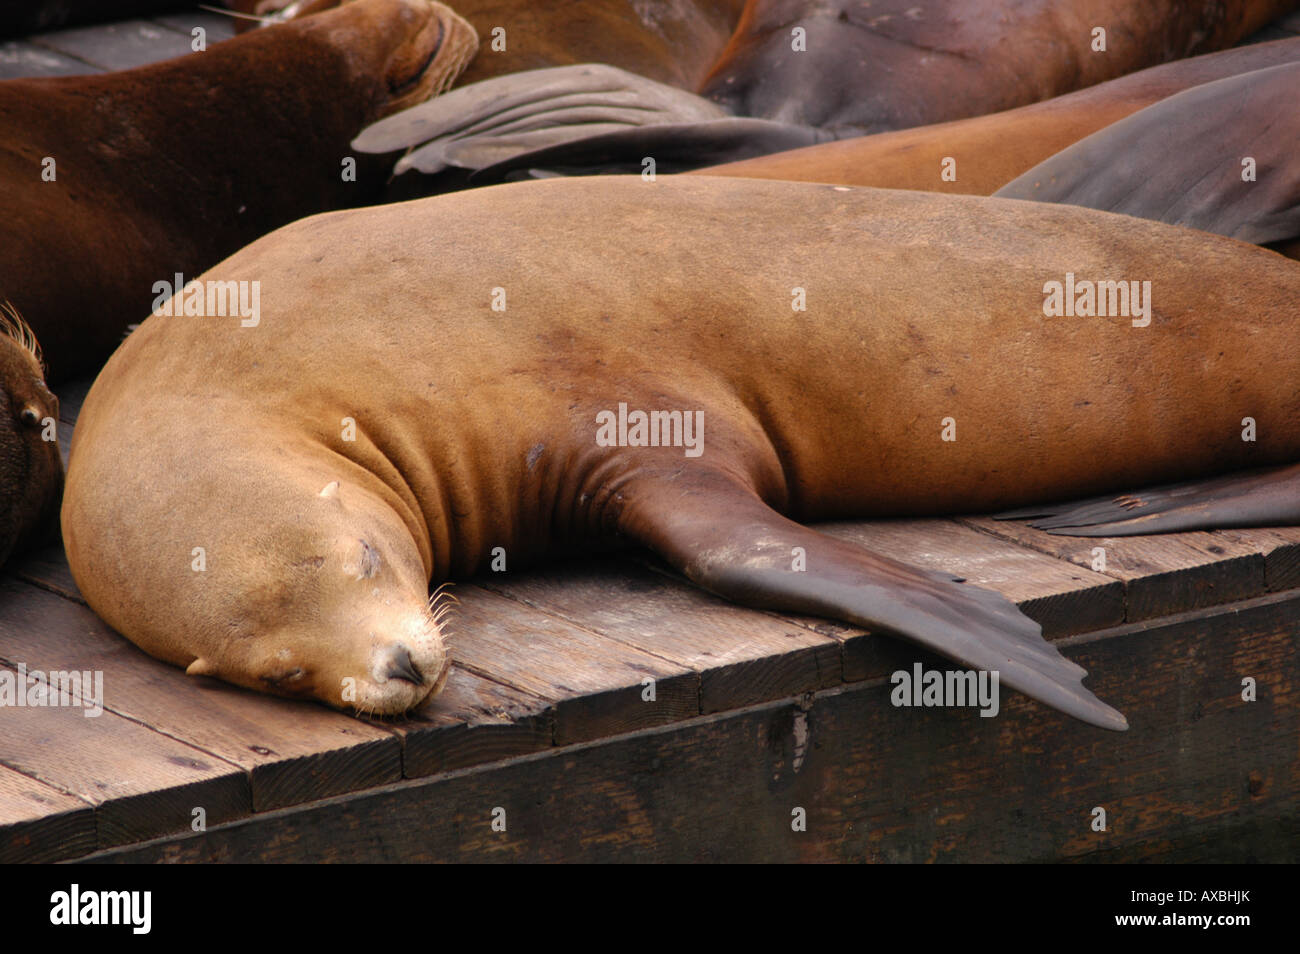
<box><xmin>2</xmin><ymin>8</ymin><xmax>1299</xmax><ymax>863</ymax></box>
<box><xmin>2</xmin><ymin>376</ymin><xmax>1296</xmax><ymax>863</ymax></box>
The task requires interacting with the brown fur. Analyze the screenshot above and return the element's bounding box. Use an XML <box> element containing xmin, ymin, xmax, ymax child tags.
<box><xmin>0</xmin><ymin>303</ymin><xmax>61</xmax><ymax>568</ymax></box>
<box><xmin>0</xmin><ymin>0</ymin><xmax>475</xmax><ymax>382</ymax></box>
<box><xmin>63</xmin><ymin>176</ymin><xmax>1300</xmax><ymax>716</ymax></box>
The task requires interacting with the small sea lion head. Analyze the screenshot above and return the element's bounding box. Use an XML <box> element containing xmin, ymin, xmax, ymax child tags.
<box><xmin>0</xmin><ymin>303</ymin><xmax>62</xmax><ymax>568</ymax></box>
<box><xmin>327</xmin><ymin>0</ymin><xmax>480</xmax><ymax>118</ymax></box>
<box><xmin>182</xmin><ymin>477</ymin><xmax>452</xmax><ymax>718</ymax></box>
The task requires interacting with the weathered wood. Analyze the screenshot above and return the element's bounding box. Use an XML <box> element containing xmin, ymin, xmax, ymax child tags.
<box><xmin>961</xmin><ymin>517</ymin><xmax>1264</xmax><ymax>621</ymax></box>
<box><xmin>77</xmin><ymin>587</ymin><xmax>1300</xmax><ymax>863</ymax></box>
<box><xmin>482</xmin><ymin>556</ymin><xmax>842</xmax><ymax>714</ymax></box>
<box><xmin>440</xmin><ymin>583</ymin><xmax>699</xmax><ymax>745</ymax></box>
<box><xmin>0</xmin><ymin>763</ymin><xmax>95</xmax><ymax>863</ymax></box>
<box><xmin>389</xmin><ymin>666</ymin><xmax>554</xmax><ymax>778</ymax></box>
<box><xmin>12</xmin><ymin>542</ymin><xmax>82</xmax><ymax>603</ymax></box>
<box><xmin>0</xmin><ymin>578</ymin><xmax>403</xmax><ymax>814</ymax></box>
<box><xmin>0</xmin><ymin>40</ymin><xmax>91</xmax><ymax>79</ymax></box>
<box><xmin>1220</xmin><ymin>527</ymin><xmax>1300</xmax><ymax>593</ymax></box>
<box><xmin>0</xmin><ymin>662</ymin><xmax>249</xmax><ymax>849</ymax></box>
<box><xmin>31</xmin><ymin>18</ymin><xmax>196</xmax><ymax>72</ymax></box>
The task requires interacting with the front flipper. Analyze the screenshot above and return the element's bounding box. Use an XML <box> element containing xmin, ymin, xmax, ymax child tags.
<box><xmin>995</xmin><ymin>463</ymin><xmax>1300</xmax><ymax>536</ymax></box>
<box><xmin>352</xmin><ymin>63</ymin><xmax>730</xmax><ymax>175</ymax></box>
<box><xmin>469</xmin><ymin>118</ymin><xmax>831</xmax><ymax>181</ymax></box>
<box><xmin>616</xmin><ymin>470</ymin><xmax>1127</xmax><ymax>731</ymax></box>
<box><xmin>995</xmin><ymin>63</ymin><xmax>1300</xmax><ymax>247</ymax></box>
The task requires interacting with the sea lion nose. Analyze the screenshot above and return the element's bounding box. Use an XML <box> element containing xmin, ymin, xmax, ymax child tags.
<box><xmin>382</xmin><ymin>645</ymin><xmax>424</xmax><ymax>685</ymax></box>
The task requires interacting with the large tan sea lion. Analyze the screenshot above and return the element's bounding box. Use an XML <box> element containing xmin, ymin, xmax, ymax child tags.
<box><xmin>62</xmin><ymin>177</ymin><xmax>1300</xmax><ymax>729</ymax></box>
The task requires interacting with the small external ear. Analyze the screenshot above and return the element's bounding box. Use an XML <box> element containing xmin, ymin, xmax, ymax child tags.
<box><xmin>318</xmin><ymin>481</ymin><xmax>341</xmax><ymax>500</ymax></box>
<box><xmin>186</xmin><ymin>657</ymin><xmax>218</xmax><ymax>677</ymax></box>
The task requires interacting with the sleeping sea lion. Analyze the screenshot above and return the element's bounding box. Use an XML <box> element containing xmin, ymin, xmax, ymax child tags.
<box><xmin>62</xmin><ymin>177</ymin><xmax>1300</xmax><ymax>729</ymax></box>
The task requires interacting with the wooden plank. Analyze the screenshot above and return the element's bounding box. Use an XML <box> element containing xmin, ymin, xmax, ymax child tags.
<box><xmin>0</xmin><ymin>763</ymin><xmax>95</xmax><ymax>863</ymax></box>
<box><xmin>1218</xmin><ymin>527</ymin><xmax>1300</xmax><ymax>593</ymax></box>
<box><xmin>960</xmin><ymin>517</ymin><xmax>1264</xmax><ymax>621</ymax></box>
<box><xmin>481</xmin><ymin>556</ymin><xmax>842</xmax><ymax>715</ymax></box>
<box><xmin>0</xmin><ymin>40</ymin><xmax>93</xmax><ymax>79</ymax></box>
<box><xmin>79</xmin><ymin>587</ymin><xmax>1300</xmax><ymax>863</ymax></box>
<box><xmin>392</xmin><ymin>666</ymin><xmax>554</xmax><ymax>778</ymax></box>
<box><xmin>437</xmin><ymin>583</ymin><xmax>699</xmax><ymax>746</ymax></box>
<box><xmin>31</xmin><ymin>19</ymin><xmax>197</xmax><ymax>72</ymax></box>
<box><xmin>0</xmin><ymin>663</ymin><xmax>249</xmax><ymax>850</ymax></box>
<box><xmin>53</xmin><ymin>377</ymin><xmax>89</xmax><ymax>474</ymax></box>
<box><xmin>1241</xmin><ymin>23</ymin><xmax>1296</xmax><ymax>44</ymax></box>
<box><xmin>0</xmin><ymin>578</ymin><xmax>403</xmax><ymax>813</ymax></box>
<box><xmin>12</xmin><ymin>542</ymin><xmax>82</xmax><ymax>603</ymax></box>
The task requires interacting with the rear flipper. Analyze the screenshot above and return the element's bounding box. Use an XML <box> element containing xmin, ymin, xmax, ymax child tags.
<box><xmin>995</xmin><ymin>462</ymin><xmax>1300</xmax><ymax>536</ymax></box>
<box><xmin>617</xmin><ymin>469</ymin><xmax>1127</xmax><ymax>731</ymax></box>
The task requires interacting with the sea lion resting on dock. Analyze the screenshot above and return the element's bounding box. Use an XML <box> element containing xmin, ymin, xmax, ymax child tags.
<box><xmin>62</xmin><ymin>177</ymin><xmax>1300</xmax><ymax>729</ymax></box>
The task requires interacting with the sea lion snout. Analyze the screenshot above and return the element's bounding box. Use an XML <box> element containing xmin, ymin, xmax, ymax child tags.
<box><xmin>364</xmin><ymin>0</ymin><xmax>480</xmax><ymax>118</ymax></box>
<box><xmin>380</xmin><ymin>645</ymin><xmax>423</xmax><ymax>684</ymax></box>
<box><xmin>352</xmin><ymin>609</ymin><xmax>449</xmax><ymax>714</ymax></box>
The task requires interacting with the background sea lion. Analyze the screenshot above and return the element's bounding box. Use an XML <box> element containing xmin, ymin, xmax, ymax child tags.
<box><xmin>693</xmin><ymin>37</ymin><xmax>1300</xmax><ymax>194</ymax></box>
<box><xmin>243</xmin><ymin>0</ymin><xmax>748</xmax><ymax>88</ymax></box>
<box><xmin>63</xmin><ymin>177</ymin><xmax>1300</xmax><ymax>730</ymax></box>
<box><xmin>362</xmin><ymin>2</ymin><xmax>1300</xmax><ymax>186</ymax></box>
<box><xmin>0</xmin><ymin>0</ymin><xmax>476</xmax><ymax>384</ymax></box>
<box><xmin>700</xmin><ymin>0</ymin><xmax>1299</xmax><ymax>133</ymax></box>
<box><xmin>0</xmin><ymin>305</ymin><xmax>60</xmax><ymax>569</ymax></box>
<box><xmin>995</xmin><ymin>62</ymin><xmax>1300</xmax><ymax>250</ymax></box>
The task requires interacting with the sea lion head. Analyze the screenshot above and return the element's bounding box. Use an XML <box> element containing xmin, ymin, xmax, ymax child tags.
<box><xmin>189</xmin><ymin>473</ymin><xmax>452</xmax><ymax>717</ymax></box>
<box><xmin>0</xmin><ymin>303</ymin><xmax>62</xmax><ymax>568</ymax></box>
<box><xmin>310</xmin><ymin>0</ymin><xmax>480</xmax><ymax>119</ymax></box>
<box><xmin>63</xmin><ymin>421</ymin><xmax>451</xmax><ymax>717</ymax></box>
